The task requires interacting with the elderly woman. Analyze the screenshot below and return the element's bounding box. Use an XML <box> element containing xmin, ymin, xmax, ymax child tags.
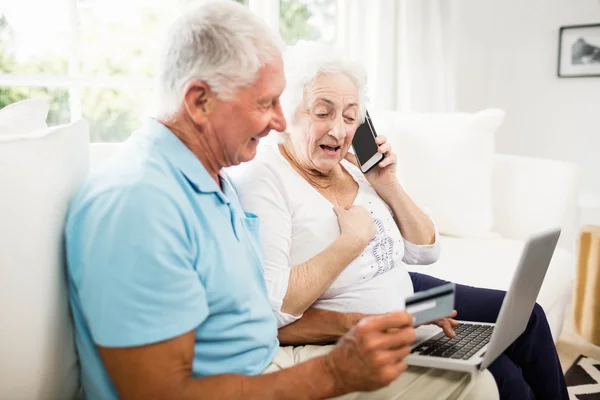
<box><xmin>234</xmin><ymin>41</ymin><xmax>567</xmax><ymax>400</ymax></box>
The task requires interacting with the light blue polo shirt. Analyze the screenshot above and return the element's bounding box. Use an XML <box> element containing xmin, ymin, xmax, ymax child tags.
<box><xmin>65</xmin><ymin>119</ymin><xmax>279</xmax><ymax>400</ymax></box>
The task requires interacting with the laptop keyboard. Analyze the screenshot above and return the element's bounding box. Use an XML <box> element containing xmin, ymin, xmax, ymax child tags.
<box><xmin>411</xmin><ymin>323</ymin><xmax>494</xmax><ymax>360</ymax></box>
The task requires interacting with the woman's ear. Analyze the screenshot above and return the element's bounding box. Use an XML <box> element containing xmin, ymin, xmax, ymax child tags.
<box><xmin>182</xmin><ymin>79</ymin><xmax>217</xmax><ymax>125</ymax></box>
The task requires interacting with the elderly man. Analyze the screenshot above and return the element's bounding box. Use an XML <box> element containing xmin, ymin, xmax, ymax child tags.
<box><xmin>65</xmin><ymin>1</ymin><xmax>497</xmax><ymax>399</ymax></box>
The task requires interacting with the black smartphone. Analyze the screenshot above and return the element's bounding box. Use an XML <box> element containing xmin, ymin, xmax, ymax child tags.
<box><xmin>351</xmin><ymin>110</ymin><xmax>383</xmax><ymax>173</ymax></box>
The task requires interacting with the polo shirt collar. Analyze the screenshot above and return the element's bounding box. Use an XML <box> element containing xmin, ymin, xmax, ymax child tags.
<box><xmin>143</xmin><ymin>119</ymin><xmax>229</xmax><ymax>202</ymax></box>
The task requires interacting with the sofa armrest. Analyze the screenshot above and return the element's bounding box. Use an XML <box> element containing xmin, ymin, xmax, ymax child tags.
<box><xmin>492</xmin><ymin>154</ymin><xmax>580</xmax><ymax>252</ymax></box>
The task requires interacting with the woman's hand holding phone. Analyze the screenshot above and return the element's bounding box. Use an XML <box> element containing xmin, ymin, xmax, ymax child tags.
<box><xmin>345</xmin><ymin>135</ymin><xmax>400</xmax><ymax>196</ymax></box>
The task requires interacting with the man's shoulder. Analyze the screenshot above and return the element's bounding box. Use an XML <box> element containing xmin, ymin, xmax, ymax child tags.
<box><xmin>97</xmin><ymin>136</ymin><xmax>178</xmax><ymax>185</ymax></box>
<box><xmin>70</xmin><ymin>143</ymin><xmax>186</xmax><ymax>224</ymax></box>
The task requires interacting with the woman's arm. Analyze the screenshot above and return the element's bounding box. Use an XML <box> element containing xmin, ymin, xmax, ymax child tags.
<box><xmin>378</xmin><ymin>183</ymin><xmax>436</xmax><ymax>246</ymax></box>
<box><xmin>357</xmin><ymin>136</ymin><xmax>439</xmax><ymax>264</ymax></box>
<box><xmin>278</xmin><ymin>308</ymin><xmax>365</xmax><ymax>345</ymax></box>
<box><xmin>347</xmin><ymin>136</ymin><xmax>436</xmax><ymax>247</ymax></box>
<box><xmin>344</xmin><ymin>137</ymin><xmax>435</xmax><ymax>246</ymax></box>
<box><xmin>282</xmin><ymin>209</ymin><xmax>372</xmax><ymax>317</ymax></box>
<box><xmin>378</xmin><ymin>183</ymin><xmax>441</xmax><ymax>265</ymax></box>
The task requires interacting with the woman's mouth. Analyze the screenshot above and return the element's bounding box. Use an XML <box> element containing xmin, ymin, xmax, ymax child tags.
<box><xmin>319</xmin><ymin>144</ymin><xmax>341</xmax><ymax>155</ymax></box>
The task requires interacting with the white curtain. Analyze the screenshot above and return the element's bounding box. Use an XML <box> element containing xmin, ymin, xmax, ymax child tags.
<box><xmin>335</xmin><ymin>0</ymin><xmax>457</xmax><ymax>113</ymax></box>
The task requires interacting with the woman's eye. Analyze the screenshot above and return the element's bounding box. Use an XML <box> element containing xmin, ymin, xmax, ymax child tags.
<box><xmin>344</xmin><ymin>117</ymin><xmax>356</xmax><ymax>123</ymax></box>
<box><xmin>315</xmin><ymin>113</ymin><xmax>329</xmax><ymax>118</ymax></box>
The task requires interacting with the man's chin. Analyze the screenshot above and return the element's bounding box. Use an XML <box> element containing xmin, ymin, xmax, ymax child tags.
<box><xmin>237</xmin><ymin>149</ymin><xmax>258</xmax><ymax>164</ymax></box>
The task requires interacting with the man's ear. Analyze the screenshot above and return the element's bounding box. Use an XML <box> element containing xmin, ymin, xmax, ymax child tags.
<box><xmin>182</xmin><ymin>79</ymin><xmax>217</xmax><ymax>125</ymax></box>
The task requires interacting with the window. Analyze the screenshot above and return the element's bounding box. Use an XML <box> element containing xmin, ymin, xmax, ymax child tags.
<box><xmin>0</xmin><ymin>0</ymin><xmax>336</xmax><ymax>142</ymax></box>
<box><xmin>280</xmin><ymin>0</ymin><xmax>336</xmax><ymax>45</ymax></box>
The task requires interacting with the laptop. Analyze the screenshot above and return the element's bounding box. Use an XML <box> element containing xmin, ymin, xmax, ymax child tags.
<box><xmin>405</xmin><ymin>228</ymin><xmax>561</xmax><ymax>373</ymax></box>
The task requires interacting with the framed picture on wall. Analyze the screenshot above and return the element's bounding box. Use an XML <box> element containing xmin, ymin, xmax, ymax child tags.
<box><xmin>558</xmin><ymin>23</ymin><xmax>600</xmax><ymax>78</ymax></box>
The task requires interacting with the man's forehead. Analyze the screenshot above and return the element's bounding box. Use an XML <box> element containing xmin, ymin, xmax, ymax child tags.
<box><xmin>256</xmin><ymin>58</ymin><xmax>286</xmax><ymax>94</ymax></box>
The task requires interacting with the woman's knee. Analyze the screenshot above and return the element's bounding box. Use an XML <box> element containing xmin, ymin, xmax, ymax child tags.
<box><xmin>531</xmin><ymin>302</ymin><xmax>548</xmax><ymax>324</ymax></box>
<box><xmin>528</xmin><ymin>302</ymin><xmax>555</xmax><ymax>338</ymax></box>
<box><xmin>533</xmin><ymin>302</ymin><xmax>545</xmax><ymax>315</ymax></box>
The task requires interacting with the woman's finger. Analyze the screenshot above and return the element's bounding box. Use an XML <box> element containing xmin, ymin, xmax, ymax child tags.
<box><xmin>443</xmin><ymin>323</ymin><xmax>456</xmax><ymax>338</ymax></box>
<box><xmin>435</xmin><ymin>319</ymin><xmax>456</xmax><ymax>338</ymax></box>
<box><xmin>375</xmin><ymin>135</ymin><xmax>387</xmax><ymax>145</ymax></box>
<box><xmin>379</xmin><ymin>158</ymin><xmax>391</xmax><ymax>168</ymax></box>
<box><xmin>379</xmin><ymin>153</ymin><xmax>397</xmax><ymax>168</ymax></box>
<box><xmin>378</xmin><ymin>143</ymin><xmax>392</xmax><ymax>155</ymax></box>
<box><xmin>430</xmin><ymin>317</ymin><xmax>454</xmax><ymax>336</ymax></box>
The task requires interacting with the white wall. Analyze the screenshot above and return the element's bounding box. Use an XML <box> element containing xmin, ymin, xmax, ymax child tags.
<box><xmin>454</xmin><ymin>0</ymin><xmax>600</xmax><ymax>224</ymax></box>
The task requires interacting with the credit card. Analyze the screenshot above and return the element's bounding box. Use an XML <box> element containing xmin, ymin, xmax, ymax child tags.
<box><xmin>405</xmin><ymin>282</ymin><xmax>455</xmax><ymax>326</ymax></box>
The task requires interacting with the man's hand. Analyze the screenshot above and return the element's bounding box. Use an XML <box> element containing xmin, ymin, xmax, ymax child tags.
<box><xmin>428</xmin><ymin>310</ymin><xmax>459</xmax><ymax>338</ymax></box>
<box><xmin>322</xmin><ymin>311</ymin><xmax>415</xmax><ymax>394</ymax></box>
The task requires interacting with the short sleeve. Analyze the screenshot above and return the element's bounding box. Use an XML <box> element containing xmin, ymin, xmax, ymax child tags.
<box><xmin>67</xmin><ymin>184</ymin><xmax>208</xmax><ymax>347</ymax></box>
<box><xmin>234</xmin><ymin>160</ymin><xmax>301</xmax><ymax>328</ymax></box>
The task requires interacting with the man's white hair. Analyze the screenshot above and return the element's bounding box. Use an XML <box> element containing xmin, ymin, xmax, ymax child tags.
<box><xmin>279</xmin><ymin>40</ymin><xmax>369</xmax><ymax>137</ymax></box>
<box><xmin>155</xmin><ymin>0</ymin><xmax>284</xmax><ymax>118</ymax></box>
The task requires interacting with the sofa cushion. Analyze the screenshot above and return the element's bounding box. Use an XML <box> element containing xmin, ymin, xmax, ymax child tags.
<box><xmin>0</xmin><ymin>99</ymin><xmax>49</xmax><ymax>134</ymax></box>
<box><xmin>370</xmin><ymin>109</ymin><xmax>505</xmax><ymax>238</ymax></box>
<box><xmin>492</xmin><ymin>154</ymin><xmax>580</xmax><ymax>252</ymax></box>
<box><xmin>0</xmin><ymin>120</ymin><xmax>89</xmax><ymax>399</ymax></box>
<box><xmin>406</xmin><ymin>235</ymin><xmax>574</xmax><ymax>339</ymax></box>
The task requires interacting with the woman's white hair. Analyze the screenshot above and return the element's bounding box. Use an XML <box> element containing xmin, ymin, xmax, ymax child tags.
<box><xmin>155</xmin><ymin>0</ymin><xmax>284</xmax><ymax>118</ymax></box>
<box><xmin>279</xmin><ymin>40</ymin><xmax>369</xmax><ymax>140</ymax></box>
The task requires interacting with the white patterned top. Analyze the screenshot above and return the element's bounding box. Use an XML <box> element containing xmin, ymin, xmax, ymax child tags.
<box><xmin>232</xmin><ymin>145</ymin><xmax>440</xmax><ymax>327</ymax></box>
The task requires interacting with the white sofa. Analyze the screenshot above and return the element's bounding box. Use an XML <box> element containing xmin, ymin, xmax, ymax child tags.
<box><xmin>0</xmin><ymin>101</ymin><xmax>579</xmax><ymax>399</ymax></box>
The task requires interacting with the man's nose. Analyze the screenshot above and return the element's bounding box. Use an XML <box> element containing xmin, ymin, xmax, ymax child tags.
<box><xmin>270</xmin><ymin>100</ymin><xmax>287</xmax><ymax>133</ymax></box>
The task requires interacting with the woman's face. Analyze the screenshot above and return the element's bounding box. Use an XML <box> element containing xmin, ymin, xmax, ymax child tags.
<box><xmin>288</xmin><ymin>73</ymin><xmax>360</xmax><ymax>174</ymax></box>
